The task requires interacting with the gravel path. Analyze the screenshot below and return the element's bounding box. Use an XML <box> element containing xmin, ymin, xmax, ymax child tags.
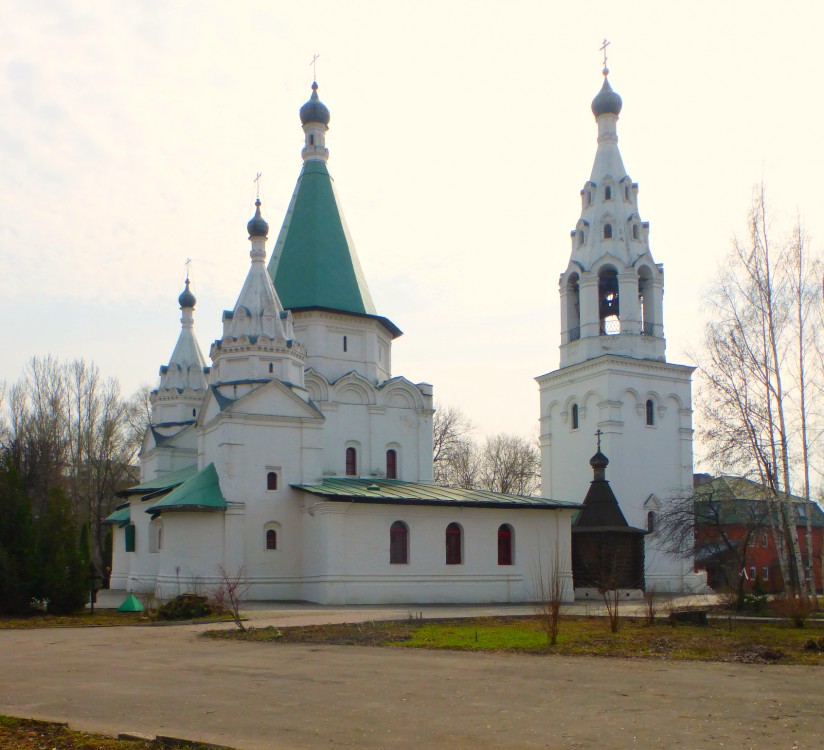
<box><xmin>0</xmin><ymin>615</ymin><xmax>818</xmax><ymax>749</ymax></box>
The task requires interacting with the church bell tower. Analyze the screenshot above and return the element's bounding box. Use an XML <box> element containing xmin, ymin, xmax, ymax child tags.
<box><xmin>537</xmin><ymin>61</ymin><xmax>702</xmax><ymax>592</ymax></box>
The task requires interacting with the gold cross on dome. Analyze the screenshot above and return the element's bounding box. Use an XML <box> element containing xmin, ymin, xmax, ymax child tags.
<box><xmin>595</xmin><ymin>428</ymin><xmax>603</xmax><ymax>452</ymax></box>
<box><xmin>254</xmin><ymin>172</ymin><xmax>262</xmax><ymax>199</ymax></box>
<box><xmin>599</xmin><ymin>38</ymin><xmax>610</xmax><ymax>73</ymax></box>
<box><xmin>310</xmin><ymin>54</ymin><xmax>320</xmax><ymax>81</ymax></box>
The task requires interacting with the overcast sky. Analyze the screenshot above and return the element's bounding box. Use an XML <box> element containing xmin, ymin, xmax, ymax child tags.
<box><xmin>1</xmin><ymin>1</ymin><xmax>821</xmax><ymax>464</ymax></box>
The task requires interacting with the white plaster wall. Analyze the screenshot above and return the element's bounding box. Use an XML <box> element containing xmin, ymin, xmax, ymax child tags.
<box><xmin>538</xmin><ymin>355</ymin><xmax>701</xmax><ymax>591</ymax></box>
<box><xmin>300</xmin><ymin>502</ymin><xmax>575</xmax><ymax>605</ymax></box>
<box><xmin>292</xmin><ymin>310</ymin><xmax>393</xmax><ymax>384</ymax></box>
<box><xmin>108</xmin><ymin>525</ymin><xmax>130</xmax><ymax>589</ymax></box>
<box><xmin>124</xmin><ymin>498</ymin><xmax>160</xmax><ymax>593</ymax></box>
<box><xmin>154</xmin><ymin>512</ymin><xmax>227</xmax><ymax>599</ymax></box>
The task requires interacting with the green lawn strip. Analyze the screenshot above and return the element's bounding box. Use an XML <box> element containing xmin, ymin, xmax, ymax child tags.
<box><xmin>0</xmin><ymin>715</ymin><xmax>231</xmax><ymax>750</ymax></box>
<box><xmin>206</xmin><ymin>616</ymin><xmax>824</xmax><ymax>665</ymax></box>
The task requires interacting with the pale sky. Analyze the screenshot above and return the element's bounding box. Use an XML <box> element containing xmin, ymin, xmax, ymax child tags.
<box><xmin>1</xmin><ymin>1</ymin><xmax>822</xmax><ymax>463</ymax></box>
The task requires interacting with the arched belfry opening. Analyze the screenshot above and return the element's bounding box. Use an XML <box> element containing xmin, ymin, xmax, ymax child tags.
<box><xmin>598</xmin><ymin>266</ymin><xmax>620</xmax><ymax>335</ymax></box>
<box><xmin>567</xmin><ymin>273</ymin><xmax>581</xmax><ymax>342</ymax></box>
<box><xmin>637</xmin><ymin>266</ymin><xmax>653</xmax><ymax>335</ymax></box>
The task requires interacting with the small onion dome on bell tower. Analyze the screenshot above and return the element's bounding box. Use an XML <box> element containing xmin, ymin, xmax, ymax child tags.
<box><xmin>178</xmin><ymin>278</ymin><xmax>197</xmax><ymax>309</ymax></box>
<box><xmin>589</xmin><ymin>449</ymin><xmax>609</xmax><ymax>480</ymax></box>
<box><xmin>247</xmin><ymin>198</ymin><xmax>269</xmax><ymax>238</ymax></box>
<box><xmin>591</xmin><ymin>70</ymin><xmax>623</xmax><ymax>117</ymax></box>
<box><xmin>300</xmin><ymin>82</ymin><xmax>331</xmax><ymax>125</ymax></box>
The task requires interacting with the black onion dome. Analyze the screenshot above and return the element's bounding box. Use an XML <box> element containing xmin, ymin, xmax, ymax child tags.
<box><xmin>591</xmin><ymin>76</ymin><xmax>623</xmax><ymax>117</ymax></box>
<box><xmin>299</xmin><ymin>82</ymin><xmax>330</xmax><ymax>125</ymax></box>
<box><xmin>178</xmin><ymin>279</ymin><xmax>196</xmax><ymax>308</ymax></box>
<box><xmin>590</xmin><ymin>451</ymin><xmax>609</xmax><ymax>470</ymax></box>
<box><xmin>246</xmin><ymin>198</ymin><xmax>269</xmax><ymax>238</ymax></box>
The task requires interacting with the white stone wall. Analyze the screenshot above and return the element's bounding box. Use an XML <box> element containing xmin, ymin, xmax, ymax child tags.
<box><xmin>538</xmin><ymin>354</ymin><xmax>703</xmax><ymax>591</ymax></box>
<box><xmin>299</xmin><ymin>502</ymin><xmax>575</xmax><ymax>605</ymax></box>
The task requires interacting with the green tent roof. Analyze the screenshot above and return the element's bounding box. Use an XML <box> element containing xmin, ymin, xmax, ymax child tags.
<box><xmin>292</xmin><ymin>478</ymin><xmax>581</xmax><ymax>510</ymax></box>
<box><xmin>117</xmin><ymin>464</ymin><xmax>198</xmax><ymax>498</ymax></box>
<box><xmin>147</xmin><ymin>463</ymin><xmax>227</xmax><ymax>515</ymax></box>
<box><xmin>118</xmin><ymin>593</ymin><xmax>144</xmax><ymax>612</ymax></box>
<box><xmin>268</xmin><ymin>160</ymin><xmax>382</xmax><ymax>319</ymax></box>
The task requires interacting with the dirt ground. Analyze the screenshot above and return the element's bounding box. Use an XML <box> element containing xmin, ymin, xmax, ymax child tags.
<box><xmin>0</xmin><ymin>619</ymin><xmax>820</xmax><ymax>749</ymax></box>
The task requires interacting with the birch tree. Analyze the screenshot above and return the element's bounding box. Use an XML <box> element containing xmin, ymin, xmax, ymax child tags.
<box><xmin>698</xmin><ymin>185</ymin><xmax>823</xmax><ymax>599</ymax></box>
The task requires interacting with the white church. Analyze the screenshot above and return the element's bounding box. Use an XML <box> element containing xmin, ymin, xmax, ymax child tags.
<box><xmin>106</xmin><ymin>71</ymin><xmax>704</xmax><ymax>603</ymax></box>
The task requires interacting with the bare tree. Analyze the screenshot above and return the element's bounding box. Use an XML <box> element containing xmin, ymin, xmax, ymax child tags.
<box><xmin>533</xmin><ymin>544</ymin><xmax>565</xmax><ymax>646</ymax></box>
<box><xmin>432</xmin><ymin>404</ymin><xmax>474</xmax><ymax>485</ymax></box>
<box><xmin>698</xmin><ymin>185</ymin><xmax>822</xmax><ymax>599</ymax></box>
<box><xmin>477</xmin><ymin>434</ymin><xmax>541</xmax><ymax>496</ymax></box>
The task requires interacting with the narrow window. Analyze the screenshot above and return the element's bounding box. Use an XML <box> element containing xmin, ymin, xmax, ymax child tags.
<box><xmin>192</xmin><ymin>408</ymin><xmax>196</xmax><ymax>417</ymax></box>
<box><xmin>345</xmin><ymin>447</ymin><xmax>357</xmax><ymax>476</ymax></box>
<box><xmin>343</xmin><ymin>335</ymin><xmax>348</xmax><ymax>352</ymax></box>
<box><xmin>647</xmin><ymin>511</ymin><xmax>655</xmax><ymax>533</ymax></box>
<box><xmin>762</xmin><ymin>566</ymin><xmax>769</xmax><ymax>581</ymax></box>
<box><xmin>571</xmin><ymin>403</ymin><xmax>579</xmax><ymax>430</ymax></box>
<box><xmin>624</xmin><ymin>185</ymin><xmax>630</xmax><ymax>201</ymax></box>
<box><xmin>157</xmin><ymin>527</ymin><xmax>162</xmax><ymax>550</ymax></box>
<box><xmin>267</xmin><ymin>471</ymin><xmax>278</xmax><ymax>490</ymax></box>
<box><xmin>268</xmin><ymin>363</ymin><xmax>274</xmax><ymax>373</ymax></box>
<box><xmin>749</xmin><ymin>566</ymin><xmax>756</xmax><ymax>581</ymax></box>
<box><xmin>125</xmin><ymin>524</ymin><xmax>136</xmax><ymax>553</ymax></box>
<box><xmin>632</xmin><ymin>224</ymin><xmax>639</xmax><ymax>240</ymax></box>
<box><xmin>266</xmin><ymin>529</ymin><xmax>277</xmax><ymax>550</ymax></box>
<box><xmin>761</xmin><ymin>531</ymin><xmax>769</xmax><ymax>547</ymax></box>
<box><xmin>604</xmin><ymin>186</ymin><xmax>612</xmax><ymax>200</ymax></box>
<box><xmin>604</xmin><ymin>223</ymin><xmax>612</xmax><ymax>239</ymax></box>
<box><xmin>586</xmin><ymin>190</ymin><xmax>592</xmax><ymax>206</ymax></box>
<box><xmin>390</xmin><ymin>521</ymin><xmax>408</xmax><ymax>564</ymax></box>
<box><xmin>578</xmin><ymin>230</ymin><xmax>585</xmax><ymax>246</ymax></box>
<box><xmin>497</xmin><ymin>524</ymin><xmax>513</xmax><ymax>565</ymax></box>
<box><xmin>386</xmin><ymin>449</ymin><xmax>397</xmax><ymax>479</ymax></box>
<box><xmin>309</xmin><ymin>133</ymin><xmax>315</xmax><ymax>145</ymax></box>
<box><xmin>646</xmin><ymin>399</ymin><xmax>655</xmax><ymax>426</ymax></box>
<box><xmin>446</xmin><ymin>523</ymin><xmax>462</xmax><ymax>565</ymax></box>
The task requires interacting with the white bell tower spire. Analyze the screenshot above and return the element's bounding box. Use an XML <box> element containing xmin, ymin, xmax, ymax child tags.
<box><xmin>559</xmin><ymin>67</ymin><xmax>665</xmax><ymax>368</ymax></box>
<box><xmin>537</xmin><ymin>58</ymin><xmax>701</xmax><ymax>594</ymax></box>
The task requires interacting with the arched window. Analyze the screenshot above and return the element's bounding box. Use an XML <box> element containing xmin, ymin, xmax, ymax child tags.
<box><xmin>386</xmin><ymin>449</ymin><xmax>398</xmax><ymax>479</ymax></box>
<box><xmin>586</xmin><ymin>190</ymin><xmax>592</xmax><ymax>206</ymax></box>
<box><xmin>343</xmin><ymin>335</ymin><xmax>348</xmax><ymax>352</ymax></box>
<box><xmin>624</xmin><ymin>185</ymin><xmax>630</xmax><ymax>201</ymax></box>
<box><xmin>266</xmin><ymin>529</ymin><xmax>277</xmax><ymax>550</ymax></box>
<box><xmin>192</xmin><ymin>408</ymin><xmax>197</xmax><ymax>417</ymax></box>
<box><xmin>269</xmin><ymin>362</ymin><xmax>274</xmax><ymax>373</ymax></box>
<box><xmin>603</xmin><ymin>223</ymin><xmax>613</xmax><ymax>239</ymax></box>
<box><xmin>309</xmin><ymin>133</ymin><xmax>315</xmax><ymax>145</ymax></box>
<box><xmin>566</xmin><ymin>273</ymin><xmax>580</xmax><ymax>341</ymax></box>
<box><xmin>498</xmin><ymin>524</ymin><xmax>513</xmax><ymax>565</ymax></box>
<box><xmin>267</xmin><ymin>471</ymin><xmax>278</xmax><ymax>490</ymax></box>
<box><xmin>604</xmin><ymin>185</ymin><xmax>612</xmax><ymax>201</ymax></box>
<box><xmin>646</xmin><ymin>399</ymin><xmax>655</xmax><ymax>426</ymax></box>
<box><xmin>598</xmin><ymin>266</ymin><xmax>620</xmax><ymax>334</ymax></box>
<box><xmin>571</xmin><ymin>403</ymin><xmax>579</xmax><ymax>430</ymax></box>
<box><xmin>578</xmin><ymin>230</ymin><xmax>585</xmax><ymax>246</ymax></box>
<box><xmin>647</xmin><ymin>511</ymin><xmax>655</xmax><ymax>533</ymax></box>
<box><xmin>632</xmin><ymin>224</ymin><xmax>639</xmax><ymax>240</ymax></box>
<box><xmin>345</xmin><ymin>447</ymin><xmax>357</xmax><ymax>476</ymax></box>
<box><xmin>445</xmin><ymin>522</ymin><xmax>462</xmax><ymax>565</ymax></box>
<box><xmin>390</xmin><ymin>521</ymin><xmax>408</xmax><ymax>564</ymax></box>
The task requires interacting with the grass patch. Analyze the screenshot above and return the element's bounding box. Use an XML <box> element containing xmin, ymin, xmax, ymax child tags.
<box><xmin>0</xmin><ymin>609</ymin><xmax>233</xmax><ymax>629</ymax></box>
<box><xmin>0</xmin><ymin>715</ymin><xmax>232</xmax><ymax>749</ymax></box>
<box><xmin>207</xmin><ymin>615</ymin><xmax>824</xmax><ymax>665</ymax></box>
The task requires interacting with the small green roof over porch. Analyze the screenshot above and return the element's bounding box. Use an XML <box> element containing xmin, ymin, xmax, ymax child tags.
<box><xmin>147</xmin><ymin>463</ymin><xmax>227</xmax><ymax>515</ymax></box>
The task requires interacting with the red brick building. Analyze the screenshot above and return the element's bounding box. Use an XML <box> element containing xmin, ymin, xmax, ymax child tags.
<box><xmin>693</xmin><ymin>475</ymin><xmax>824</xmax><ymax>594</ymax></box>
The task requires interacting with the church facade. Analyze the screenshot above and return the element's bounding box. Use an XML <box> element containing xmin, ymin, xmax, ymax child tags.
<box><xmin>537</xmin><ymin>69</ymin><xmax>705</xmax><ymax>593</ymax></box>
<box><xmin>106</xmin><ymin>83</ymin><xmax>580</xmax><ymax>605</ymax></box>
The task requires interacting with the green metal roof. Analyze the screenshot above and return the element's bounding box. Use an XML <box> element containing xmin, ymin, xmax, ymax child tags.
<box><xmin>102</xmin><ymin>507</ymin><xmax>130</xmax><ymax>526</ymax></box>
<box><xmin>117</xmin><ymin>464</ymin><xmax>198</xmax><ymax>498</ymax></box>
<box><xmin>292</xmin><ymin>478</ymin><xmax>581</xmax><ymax>510</ymax></box>
<box><xmin>147</xmin><ymin>463</ymin><xmax>227</xmax><ymax>515</ymax></box>
<box><xmin>694</xmin><ymin>476</ymin><xmax>824</xmax><ymax>526</ymax></box>
<box><xmin>268</xmin><ymin>160</ymin><xmax>379</xmax><ymax>318</ymax></box>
